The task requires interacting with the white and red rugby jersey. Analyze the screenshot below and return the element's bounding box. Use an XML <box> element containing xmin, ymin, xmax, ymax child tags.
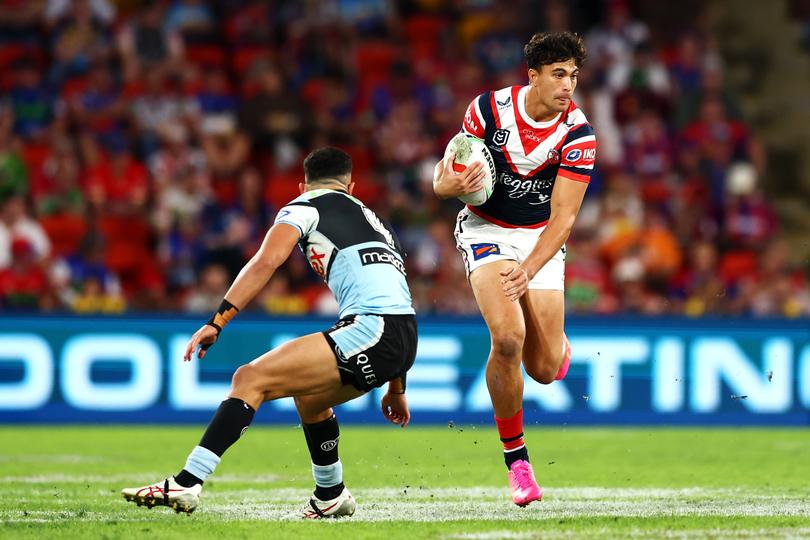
<box><xmin>461</xmin><ymin>85</ymin><xmax>597</xmax><ymax>227</ymax></box>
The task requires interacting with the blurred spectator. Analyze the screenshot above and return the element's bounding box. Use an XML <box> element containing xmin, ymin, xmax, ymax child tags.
<box><xmin>164</xmin><ymin>0</ymin><xmax>214</xmax><ymax>41</ymax></box>
<box><xmin>85</xmin><ymin>135</ymin><xmax>148</xmax><ymax>215</ymax></box>
<box><xmin>184</xmin><ymin>263</ymin><xmax>229</xmax><ymax>313</ymax></box>
<box><xmin>200</xmin><ymin>113</ymin><xmax>250</xmax><ymax>189</ymax></box>
<box><xmin>117</xmin><ymin>0</ymin><xmax>184</xmax><ymax>79</ymax></box>
<box><xmin>0</xmin><ymin>237</ymin><xmax>48</xmax><ymax>309</ymax></box>
<box><xmin>0</xmin><ymin>119</ymin><xmax>28</xmax><ymax>198</ymax></box>
<box><xmin>68</xmin><ymin>62</ymin><xmax>125</xmax><ymax>140</ymax></box>
<box><xmin>132</xmin><ymin>70</ymin><xmax>199</xmax><ymax>157</ymax></box>
<box><xmin>45</xmin><ymin>0</ymin><xmax>114</xmax><ymax>26</ymax></box>
<box><xmin>0</xmin><ymin>194</ymin><xmax>50</xmax><ymax>268</ymax></box>
<box><xmin>239</xmin><ymin>63</ymin><xmax>313</xmax><ymax>169</ymax></box>
<box><xmin>638</xmin><ymin>209</ymin><xmax>683</xmax><ymax>282</ymax></box>
<box><xmin>609</xmin><ymin>41</ymin><xmax>671</xmax><ymax>95</ymax></box>
<box><xmin>566</xmin><ymin>231</ymin><xmax>616</xmax><ymax>313</ymax></box>
<box><xmin>35</xmin><ymin>137</ymin><xmax>84</xmax><ymax>216</ymax></box>
<box><xmin>586</xmin><ymin>0</ymin><xmax>650</xmax><ymax>88</ymax></box>
<box><xmin>669</xmin><ymin>34</ymin><xmax>705</xmax><ymax>96</ymax></box>
<box><xmin>0</xmin><ymin>1</ymin><xmax>804</xmax><ymax>317</ymax></box>
<box><xmin>260</xmin><ymin>272</ymin><xmax>310</xmax><ymax>315</ymax></box>
<box><xmin>622</xmin><ymin>108</ymin><xmax>673</xmax><ymax>179</ymax></box>
<box><xmin>48</xmin><ymin>0</ymin><xmax>114</xmax><ymax>85</ymax></box>
<box><xmin>8</xmin><ymin>61</ymin><xmax>55</xmax><ymax>140</ymax></box>
<box><xmin>71</xmin><ymin>275</ymin><xmax>125</xmax><ymax>313</ymax></box>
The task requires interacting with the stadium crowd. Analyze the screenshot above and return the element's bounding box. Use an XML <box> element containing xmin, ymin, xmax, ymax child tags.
<box><xmin>1</xmin><ymin>0</ymin><xmax>808</xmax><ymax>317</ymax></box>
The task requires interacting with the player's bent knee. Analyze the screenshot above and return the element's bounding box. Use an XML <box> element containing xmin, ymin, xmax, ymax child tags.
<box><xmin>525</xmin><ymin>363</ymin><xmax>558</xmax><ymax>385</ymax></box>
<box><xmin>490</xmin><ymin>328</ymin><xmax>525</xmax><ymax>360</ymax></box>
<box><xmin>231</xmin><ymin>364</ymin><xmax>269</xmax><ymax>396</ymax></box>
<box><xmin>230</xmin><ymin>364</ymin><xmax>254</xmax><ymax>391</ymax></box>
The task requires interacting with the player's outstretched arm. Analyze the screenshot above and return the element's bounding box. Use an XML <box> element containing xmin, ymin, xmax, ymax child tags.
<box><xmin>432</xmin><ymin>152</ymin><xmax>486</xmax><ymax>199</ymax></box>
<box><xmin>501</xmin><ymin>177</ymin><xmax>589</xmax><ymax>301</ymax></box>
<box><xmin>184</xmin><ymin>223</ymin><xmax>301</xmax><ymax>360</ymax></box>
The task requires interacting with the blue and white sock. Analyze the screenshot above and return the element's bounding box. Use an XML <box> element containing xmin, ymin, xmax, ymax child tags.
<box><xmin>179</xmin><ymin>445</ymin><xmax>221</xmax><ymax>484</ymax></box>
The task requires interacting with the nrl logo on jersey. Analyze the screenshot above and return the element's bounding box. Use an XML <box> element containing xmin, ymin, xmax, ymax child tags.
<box><xmin>493</xmin><ymin>128</ymin><xmax>510</xmax><ymax>146</ymax></box>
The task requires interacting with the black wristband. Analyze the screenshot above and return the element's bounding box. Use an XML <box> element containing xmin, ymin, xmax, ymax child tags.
<box><xmin>207</xmin><ymin>299</ymin><xmax>239</xmax><ymax>335</ymax></box>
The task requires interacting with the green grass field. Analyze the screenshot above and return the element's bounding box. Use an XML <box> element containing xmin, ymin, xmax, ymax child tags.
<box><xmin>0</xmin><ymin>426</ymin><xmax>808</xmax><ymax>539</ymax></box>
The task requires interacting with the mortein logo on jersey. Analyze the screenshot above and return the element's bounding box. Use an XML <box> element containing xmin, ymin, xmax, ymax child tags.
<box><xmin>359</xmin><ymin>247</ymin><xmax>406</xmax><ymax>275</ymax></box>
<box><xmin>471</xmin><ymin>243</ymin><xmax>501</xmax><ymax>260</ymax></box>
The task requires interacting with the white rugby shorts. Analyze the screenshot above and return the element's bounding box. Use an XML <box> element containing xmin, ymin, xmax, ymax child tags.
<box><xmin>453</xmin><ymin>207</ymin><xmax>565</xmax><ymax>290</ymax></box>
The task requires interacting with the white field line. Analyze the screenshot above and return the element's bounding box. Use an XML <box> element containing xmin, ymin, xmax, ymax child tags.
<box><xmin>446</xmin><ymin>529</ymin><xmax>810</xmax><ymax>540</ymax></box>
<box><xmin>1</xmin><ymin>486</ymin><xmax>808</xmax><ymax>524</ymax></box>
<box><xmin>0</xmin><ymin>473</ymin><xmax>283</xmax><ymax>484</ymax></box>
<box><xmin>0</xmin><ymin>455</ymin><xmax>106</xmax><ymax>464</ymax></box>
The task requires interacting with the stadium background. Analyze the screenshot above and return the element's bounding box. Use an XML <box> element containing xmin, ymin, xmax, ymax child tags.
<box><xmin>1</xmin><ymin>2</ymin><xmax>810</xmax><ymax>538</ymax></box>
<box><xmin>1</xmin><ymin>0</ymin><xmax>809</xmax><ymax>424</ymax></box>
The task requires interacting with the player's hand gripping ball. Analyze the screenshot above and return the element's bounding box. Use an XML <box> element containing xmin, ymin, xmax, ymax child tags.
<box><xmin>443</xmin><ymin>133</ymin><xmax>496</xmax><ymax>206</ymax></box>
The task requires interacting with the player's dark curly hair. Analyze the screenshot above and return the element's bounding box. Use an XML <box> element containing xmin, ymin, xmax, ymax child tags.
<box><xmin>303</xmin><ymin>147</ymin><xmax>353</xmax><ymax>184</ymax></box>
<box><xmin>524</xmin><ymin>31</ymin><xmax>587</xmax><ymax>70</ymax></box>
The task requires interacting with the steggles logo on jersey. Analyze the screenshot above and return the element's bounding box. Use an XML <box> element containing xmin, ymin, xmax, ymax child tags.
<box><xmin>471</xmin><ymin>243</ymin><xmax>501</xmax><ymax>260</ymax></box>
<box><xmin>493</xmin><ymin>128</ymin><xmax>510</xmax><ymax>146</ymax></box>
<box><xmin>500</xmin><ymin>173</ymin><xmax>554</xmax><ymax>201</ymax></box>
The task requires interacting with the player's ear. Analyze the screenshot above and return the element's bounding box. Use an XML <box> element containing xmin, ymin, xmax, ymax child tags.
<box><xmin>528</xmin><ymin>67</ymin><xmax>539</xmax><ymax>85</ymax></box>
<box><xmin>347</xmin><ymin>181</ymin><xmax>355</xmax><ymax>195</ymax></box>
<box><xmin>299</xmin><ymin>182</ymin><xmax>306</xmax><ymax>194</ymax></box>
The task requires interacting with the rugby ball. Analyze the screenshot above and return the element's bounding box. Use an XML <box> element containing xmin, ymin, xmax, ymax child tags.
<box><xmin>443</xmin><ymin>133</ymin><xmax>496</xmax><ymax>206</ymax></box>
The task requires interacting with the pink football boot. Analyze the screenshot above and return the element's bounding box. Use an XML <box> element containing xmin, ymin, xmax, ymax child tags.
<box><xmin>555</xmin><ymin>333</ymin><xmax>572</xmax><ymax>381</ymax></box>
<box><xmin>508</xmin><ymin>460</ymin><xmax>543</xmax><ymax>507</ymax></box>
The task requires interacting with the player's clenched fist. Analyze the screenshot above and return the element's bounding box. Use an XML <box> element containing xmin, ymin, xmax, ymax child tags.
<box><xmin>381</xmin><ymin>391</ymin><xmax>411</xmax><ymax>428</ymax></box>
<box><xmin>432</xmin><ymin>152</ymin><xmax>486</xmax><ymax>199</ymax></box>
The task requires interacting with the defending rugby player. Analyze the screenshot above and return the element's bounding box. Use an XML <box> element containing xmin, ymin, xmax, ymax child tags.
<box><xmin>122</xmin><ymin>147</ymin><xmax>417</xmax><ymax>518</ymax></box>
<box><xmin>433</xmin><ymin>32</ymin><xmax>595</xmax><ymax>506</ymax></box>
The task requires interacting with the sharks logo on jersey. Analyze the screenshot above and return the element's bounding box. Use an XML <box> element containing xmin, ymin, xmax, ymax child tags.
<box><xmin>461</xmin><ymin>85</ymin><xmax>597</xmax><ymax>227</ymax></box>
